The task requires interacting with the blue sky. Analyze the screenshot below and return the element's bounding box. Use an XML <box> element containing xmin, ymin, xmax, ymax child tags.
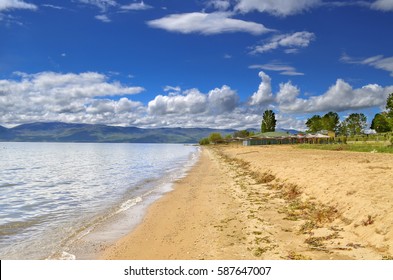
<box><xmin>1</xmin><ymin>0</ymin><xmax>393</xmax><ymax>130</ymax></box>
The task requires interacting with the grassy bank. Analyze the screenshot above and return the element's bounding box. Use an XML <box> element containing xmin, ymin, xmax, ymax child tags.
<box><xmin>298</xmin><ymin>142</ymin><xmax>393</xmax><ymax>154</ymax></box>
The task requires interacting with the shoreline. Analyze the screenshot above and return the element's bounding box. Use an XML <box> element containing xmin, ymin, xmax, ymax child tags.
<box><xmin>65</xmin><ymin>145</ymin><xmax>201</xmax><ymax>260</ymax></box>
<box><xmin>100</xmin><ymin>147</ymin><xmax>241</xmax><ymax>259</ymax></box>
<box><xmin>100</xmin><ymin>145</ymin><xmax>393</xmax><ymax>260</ymax></box>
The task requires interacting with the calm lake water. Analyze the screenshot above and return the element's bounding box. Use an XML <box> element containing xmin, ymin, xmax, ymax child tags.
<box><xmin>0</xmin><ymin>142</ymin><xmax>199</xmax><ymax>259</ymax></box>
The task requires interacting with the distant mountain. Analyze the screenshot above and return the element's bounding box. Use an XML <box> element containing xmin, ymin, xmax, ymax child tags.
<box><xmin>244</xmin><ymin>128</ymin><xmax>303</xmax><ymax>135</ymax></box>
<box><xmin>277</xmin><ymin>128</ymin><xmax>303</xmax><ymax>135</ymax></box>
<box><xmin>0</xmin><ymin>122</ymin><xmax>235</xmax><ymax>143</ymax></box>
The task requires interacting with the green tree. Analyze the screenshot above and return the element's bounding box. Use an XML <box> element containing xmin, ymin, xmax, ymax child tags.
<box><xmin>321</xmin><ymin>112</ymin><xmax>340</xmax><ymax>132</ymax></box>
<box><xmin>341</xmin><ymin>113</ymin><xmax>367</xmax><ymax>136</ymax></box>
<box><xmin>261</xmin><ymin>110</ymin><xmax>276</xmax><ymax>133</ymax></box>
<box><xmin>386</xmin><ymin>92</ymin><xmax>393</xmax><ymax>116</ymax></box>
<box><xmin>385</xmin><ymin>93</ymin><xmax>393</xmax><ymax>131</ymax></box>
<box><xmin>305</xmin><ymin>115</ymin><xmax>323</xmax><ymax>133</ymax></box>
<box><xmin>370</xmin><ymin>113</ymin><xmax>391</xmax><ymax>133</ymax></box>
<box><xmin>199</xmin><ymin>138</ymin><xmax>210</xmax><ymax>145</ymax></box>
<box><xmin>208</xmin><ymin>132</ymin><xmax>223</xmax><ymax>144</ymax></box>
<box><xmin>337</xmin><ymin>122</ymin><xmax>348</xmax><ymax>137</ymax></box>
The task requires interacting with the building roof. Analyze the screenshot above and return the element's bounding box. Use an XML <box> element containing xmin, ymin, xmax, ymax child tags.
<box><xmin>252</xmin><ymin>131</ymin><xmax>290</xmax><ymax>138</ymax></box>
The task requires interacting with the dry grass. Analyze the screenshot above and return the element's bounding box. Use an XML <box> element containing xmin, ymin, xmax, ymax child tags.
<box><xmin>362</xmin><ymin>215</ymin><xmax>375</xmax><ymax>226</ymax></box>
<box><xmin>213</xmin><ymin>146</ymin><xmax>343</xmax><ymax>257</ymax></box>
<box><xmin>216</xmin><ymin>146</ymin><xmax>340</xmax><ymax>229</ymax></box>
<box><xmin>250</xmin><ymin>170</ymin><xmax>276</xmax><ymax>184</ymax></box>
<box><xmin>282</xmin><ymin>183</ymin><xmax>302</xmax><ymax>200</ymax></box>
<box><xmin>286</xmin><ymin>251</ymin><xmax>311</xmax><ymax>260</ymax></box>
<box><xmin>305</xmin><ymin>232</ymin><xmax>340</xmax><ymax>249</ymax></box>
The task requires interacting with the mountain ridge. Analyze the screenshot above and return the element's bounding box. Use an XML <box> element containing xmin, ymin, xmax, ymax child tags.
<box><xmin>0</xmin><ymin>122</ymin><xmax>236</xmax><ymax>143</ymax></box>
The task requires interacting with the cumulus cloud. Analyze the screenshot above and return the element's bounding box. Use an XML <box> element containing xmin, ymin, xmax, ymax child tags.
<box><xmin>247</xmin><ymin>71</ymin><xmax>393</xmax><ymax>115</ymax></box>
<box><xmin>248</xmin><ymin>71</ymin><xmax>392</xmax><ymax>115</ymax></box>
<box><xmin>148</xmin><ymin>89</ymin><xmax>207</xmax><ymax>115</ymax></box>
<box><xmin>371</xmin><ymin>0</ymin><xmax>393</xmax><ymax>11</ymax></box>
<box><xmin>341</xmin><ymin>53</ymin><xmax>393</xmax><ymax>77</ymax></box>
<box><xmin>147</xmin><ymin>12</ymin><xmax>273</xmax><ymax>35</ymax></box>
<box><xmin>235</xmin><ymin>0</ymin><xmax>321</xmax><ymax>16</ymax></box>
<box><xmin>121</xmin><ymin>1</ymin><xmax>152</xmax><ymax>11</ymax></box>
<box><xmin>251</xmin><ymin>31</ymin><xmax>315</xmax><ymax>54</ymax></box>
<box><xmin>0</xmin><ymin>71</ymin><xmax>145</xmax><ymax>126</ymax></box>
<box><xmin>249</xmin><ymin>71</ymin><xmax>275</xmax><ymax>106</ymax></box>
<box><xmin>0</xmin><ymin>0</ymin><xmax>37</xmax><ymax>11</ymax></box>
<box><xmin>208</xmin><ymin>85</ymin><xmax>239</xmax><ymax>114</ymax></box>
<box><xmin>2</xmin><ymin>70</ymin><xmax>392</xmax><ymax>131</ymax></box>
<box><xmin>249</xmin><ymin>63</ymin><xmax>304</xmax><ymax>76</ymax></box>
<box><xmin>148</xmin><ymin>86</ymin><xmax>239</xmax><ymax>116</ymax></box>
<box><xmin>279</xmin><ymin>79</ymin><xmax>393</xmax><ymax>113</ymax></box>
<box><xmin>276</xmin><ymin>82</ymin><xmax>300</xmax><ymax>104</ymax></box>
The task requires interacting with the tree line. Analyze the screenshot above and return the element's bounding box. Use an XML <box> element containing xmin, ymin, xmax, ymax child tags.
<box><xmin>200</xmin><ymin>93</ymin><xmax>393</xmax><ymax>145</ymax></box>
<box><xmin>260</xmin><ymin>93</ymin><xmax>393</xmax><ymax>136</ymax></box>
<box><xmin>305</xmin><ymin>93</ymin><xmax>393</xmax><ymax>135</ymax></box>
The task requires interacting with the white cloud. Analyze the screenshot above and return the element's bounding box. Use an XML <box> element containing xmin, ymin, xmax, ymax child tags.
<box><xmin>121</xmin><ymin>1</ymin><xmax>152</xmax><ymax>11</ymax></box>
<box><xmin>147</xmin><ymin>12</ymin><xmax>273</xmax><ymax>35</ymax></box>
<box><xmin>277</xmin><ymin>79</ymin><xmax>393</xmax><ymax>113</ymax></box>
<box><xmin>148</xmin><ymin>85</ymin><xmax>238</xmax><ymax>116</ymax></box>
<box><xmin>2</xmin><ymin>70</ymin><xmax>392</xmax><ymax>131</ymax></box>
<box><xmin>42</xmin><ymin>4</ymin><xmax>64</xmax><ymax>10</ymax></box>
<box><xmin>235</xmin><ymin>0</ymin><xmax>321</xmax><ymax>16</ymax></box>
<box><xmin>148</xmin><ymin>89</ymin><xmax>207</xmax><ymax>115</ymax></box>
<box><xmin>208</xmin><ymin>85</ymin><xmax>239</xmax><ymax>114</ymax></box>
<box><xmin>341</xmin><ymin>53</ymin><xmax>393</xmax><ymax>77</ymax></box>
<box><xmin>78</xmin><ymin>0</ymin><xmax>117</xmax><ymax>12</ymax></box>
<box><xmin>163</xmin><ymin>85</ymin><xmax>181</xmax><ymax>92</ymax></box>
<box><xmin>0</xmin><ymin>71</ymin><xmax>145</xmax><ymax>126</ymax></box>
<box><xmin>276</xmin><ymin>82</ymin><xmax>300</xmax><ymax>104</ymax></box>
<box><xmin>249</xmin><ymin>63</ymin><xmax>304</xmax><ymax>76</ymax></box>
<box><xmin>248</xmin><ymin>71</ymin><xmax>393</xmax><ymax>115</ymax></box>
<box><xmin>0</xmin><ymin>0</ymin><xmax>37</xmax><ymax>11</ymax></box>
<box><xmin>276</xmin><ymin>114</ymin><xmax>307</xmax><ymax>131</ymax></box>
<box><xmin>371</xmin><ymin>0</ymin><xmax>393</xmax><ymax>11</ymax></box>
<box><xmin>206</xmin><ymin>0</ymin><xmax>231</xmax><ymax>11</ymax></box>
<box><xmin>249</xmin><ymin>71</ymin><xmax>275</xmax><ymax>106</ymax></box>
<box><xmin>86</xmin><ymin>97</ymin><xmax>142</xmax><ymax>114</ymax></box>
<box><xmin>95</xmin><ymin>14</ymin><xmax>111</xmax><ymax>22</ymax></box>
<box><xmin>251</xmin><ymin>31</ymin><xmax>315</xmax><ymax>54</ymax></box>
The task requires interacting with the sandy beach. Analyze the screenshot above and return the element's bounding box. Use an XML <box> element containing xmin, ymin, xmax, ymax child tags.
<box><xmin>101</xmin><ymin>145</ymin><xmax>393</xmax><ymax>260</ymax></box>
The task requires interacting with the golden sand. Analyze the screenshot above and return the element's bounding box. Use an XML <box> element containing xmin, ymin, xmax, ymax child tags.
<box><xmin>101</xmin><ymin>145</ymin><xmax>393</xmax><ymax>260</ymax></box>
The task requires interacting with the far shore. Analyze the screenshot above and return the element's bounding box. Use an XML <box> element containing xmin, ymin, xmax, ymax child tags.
<box><xmin>101</xmin><ymin>145</ymin><xmax>393</xmax><ymax>260</ymax></box>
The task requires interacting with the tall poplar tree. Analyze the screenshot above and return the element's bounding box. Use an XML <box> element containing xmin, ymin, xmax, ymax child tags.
<box><xmin>261</xmin><ymin>110</ymin><xmax>276</xmax><ymax>133</ymax></box>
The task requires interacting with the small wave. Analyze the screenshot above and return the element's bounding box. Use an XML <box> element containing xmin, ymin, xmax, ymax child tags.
<box><xmin>46</xmin><ymin>251</ymin><xmax>76</xmax><ymax>260</ymax></box>
<box><xmin>6</xmin><ymin>167</ymin><xmax>26</xmax><ymax>172</ymax></box>
<box><xmin>0</xmin><ymin>217</ymin><xmax>47</xmax><ymax>237</ymax></box>
<box><xmin>60</xmin><ymin>251</ymin><xmax>76</xmax><ymax>260</ymax></box>
<box><xmin>115</xmin><ymin>197</ymin><xmax>143</xmax><ymax>214</ymax></box>
<box><xmin>0</xmin><ymin>183</ymin><xmax>21</xmax><ymax>188</ymax></box>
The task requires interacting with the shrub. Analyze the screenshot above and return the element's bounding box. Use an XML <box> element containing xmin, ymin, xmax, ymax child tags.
<box><xmin>199</xmin><ymin>138</ymin><xmax>210</xmax><ymax>145</ymax></box>
<box><xmin>209</xmin><ymin>132</ymin><xmax>223</xmax><ymax>144</ymax></box>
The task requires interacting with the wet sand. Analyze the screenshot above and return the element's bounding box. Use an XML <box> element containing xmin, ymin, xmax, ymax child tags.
<box><xmin>101</xmin><ymin>145</ymin><xmax>393</xmax><ymax>260</ymax></box>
